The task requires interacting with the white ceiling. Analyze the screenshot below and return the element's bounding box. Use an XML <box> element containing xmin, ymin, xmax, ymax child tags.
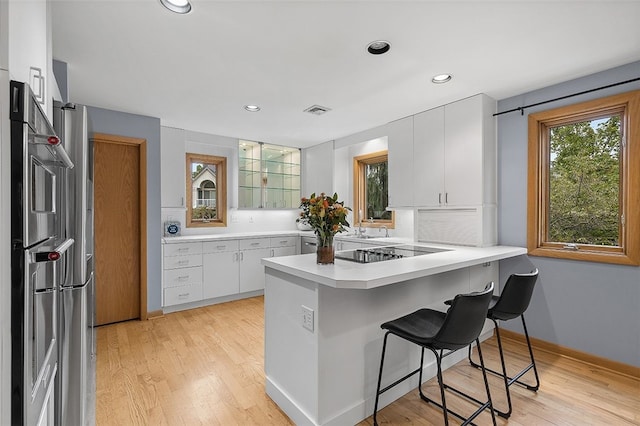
<box><xmin>51</xmin><ymin>0</ymin><xmax>640</xmax><ymax>148</ymax></box>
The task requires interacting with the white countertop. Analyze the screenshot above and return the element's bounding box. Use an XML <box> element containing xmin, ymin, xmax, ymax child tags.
<box><xmin>261</xmin><ymin>240</ymin><xmax>527</xmax><ymax>289</ymax></box>
<box><xmin>161</xmin><ymin>230</ymin><xmax>388</xmax><ymax>244</ymax></box>
<box><xmin>162</xmin><ymin>230</ymin><xmax>311</xmax><ymax>243</ymax></box>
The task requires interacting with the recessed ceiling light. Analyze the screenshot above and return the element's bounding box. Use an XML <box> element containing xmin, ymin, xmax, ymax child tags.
<box><xmin>160</xmin><ymin>0</ymin><xmax>192</xmax><ymax>14</ymax></box>
<box><xmin>367</xmin><ymin>40</ymin><xmax>391</xmax><ymax>55</ymax></box>
<box><xmin>432</xmin><ymin>74</ymin><xmax>452</xmax><ymax>84</ymax></box>
<box><xmin>244</xmin><ymin>105</ymin><xmax>261</xmax><ymax>112</ymax></box>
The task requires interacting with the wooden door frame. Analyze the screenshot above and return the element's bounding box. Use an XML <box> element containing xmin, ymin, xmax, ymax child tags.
<box><xmin>93</xmin><ymin>133</ymin><xmax>148</xmax><ymax>321</ymax></box>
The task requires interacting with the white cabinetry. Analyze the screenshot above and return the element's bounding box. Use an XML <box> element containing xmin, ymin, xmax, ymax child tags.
<box><xmin>201</xmin><ymin>237</ymin><xmax>296</xmax><ymax>300</ymax></box>
<box><xmin>163</xmin><ymin>235</ymin><xmax>301</xmax><ymax>311</ymax></box>
<box><xmin>238</xmin><ymin>238</ymin><xmax>271</xmax><ymax>293</ymax></box>
<box><xmin>442</xmin><ymin>94</ymin><xmax>496</xmax><ymax>207</ymax></box>
<box><xmin>413</xmin><ymin>107</ymin><xmax>445</xmax><ymax>207</ymax></box>
<box><xmin>270</xmin><ymin>236</ymin><xmax>297</xmax><ymax>258</ymax></box>
<box><xmin>387</xmin><ymin>116</ymin><xmax>414</xmax><ymax>208</ymax></box>
<box><xmin>7</xmin><ymin>0</ymin><xmax>53</xmax><ymax>118</ymax></box>
<box><xmin>411</xmin><ymin>94</ymin><xmax>496</xmax><ymax>207</ymax></box>
<box><xmin>202</xmin><ymin>240</ymin><xmax>240</xmax><ymax>299</ymax></box>
<box><xmin>162</xmin><ymin>242</ymin><xmax>203</xmax><ymax>306</ymax></box>
<box><xmin>160</xmin><ymin>127</ymin><xmax>186</xmax><ymax>208</ymax></box>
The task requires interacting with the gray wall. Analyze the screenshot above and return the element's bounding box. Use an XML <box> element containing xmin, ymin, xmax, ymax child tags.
<box><xmin>497</xmin><ymin>61</ymin><xmax>640</xmax><ymax>367</ymax></box>
<box><xmin>87</xmin><ymin>106</ymin><xmax>162</xmax><ymax>313</ymax></box>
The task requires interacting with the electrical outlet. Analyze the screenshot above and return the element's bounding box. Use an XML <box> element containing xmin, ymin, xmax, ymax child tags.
<box><xmin>249</xmin><ymin>216</ymin><xmax>254</xmax><ymax>223</ymax></box>
<box><xmin>301</xmin><ymin>305</ymin><xmax>314</xmax><ymax>331</ymax></box>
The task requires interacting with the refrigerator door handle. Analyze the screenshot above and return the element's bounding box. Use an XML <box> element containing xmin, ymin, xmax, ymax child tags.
<box><xmin>32</xmin><ymin>238</ymin><xmax>74</xmax><ymax>262</ymax></box>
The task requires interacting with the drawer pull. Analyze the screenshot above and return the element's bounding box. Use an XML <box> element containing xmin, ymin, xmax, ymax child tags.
<box><xmin>177</xmin><ymin>275</ymin><xmax>189</xmax><ymax>281</ymax></box>
<box><xmin>177</xmin><ymin>247</ymin><xmax>189</xmax><ymax>252</ymax></box>
<box><xmin>279</xmin><ymin>240</ymin><xmax>287</xmax><ymax>244</ymax></box>
<box><xmin>217</xmin><ymin>245</ymin><xmax>226</xmax><ymax>250</ymax></box>
<box><xmin>250</xmin><ymin>242</ymin><xmax>260</xmax><ymax>246</ymax></box>
<box><xmin>178</xmin><ymin>293</ymin><xmax>189</xmax><ymax>298</ymax></box>
<box><xmin>177</xmin><ymin>260</ymin><xmax>189</xmax><ymax>265</ymax></box>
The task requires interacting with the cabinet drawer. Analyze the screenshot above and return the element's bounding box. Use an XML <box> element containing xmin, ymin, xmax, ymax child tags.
<box><xmin>270</xmin><ymin>236</ymin><xmax>297</xmax><ymax>248</ymax></box>
<box><xmin>239</xmin><ymin>238</ymin><xmax>269</xmax><ymax>250</ymax></box>
<box><xmin>164</xmin><ymin>283</ymin><xmax>203</xmax><ymax>306</ymax></box>
<box><xmin>163</xmin><ymin>266</ymin><xmax>202</xmax><ymax>288</ymax></box>
<box><xmin>163</xmin><ymin>254</ymin><xmax>203</xmax><ymax>270</ymax></box>
<box><xmin>164</xmin><ymin>242</ymin><xmax>203</xmax><ymax>257</ymax></box>
<box><xmin>203</xmin><ymin>240</ymin><xmax>239</xmax><ymax>254</ymax></box>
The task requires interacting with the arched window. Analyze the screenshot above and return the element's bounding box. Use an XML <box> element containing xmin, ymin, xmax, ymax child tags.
<box><xmin>198</xmin><ymin>180</ymin><xmax>216</xmax><ymax>208</ymax></box>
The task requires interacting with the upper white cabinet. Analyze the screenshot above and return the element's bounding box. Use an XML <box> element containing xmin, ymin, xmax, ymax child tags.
<box><xmin>302</xmin><ymin>141</ymin><xmax>334</xmax><ymax>197</ymax></box>
<box><xmin>413</xmin><ymin>106</ymin><xmax>445</xmax><ymax>207</ymax></box>
<box><xmin>386</xmin><ymin>116</ymin><xmax>414</xmax><ymax>208</ymax></box>
<box><xmin>160</xmin><ymin>127</ymin><xmax>186</xmax><ymax>208</ymax></box>
<box><xmin>441</xmin><ymin>94</ymin><xmax>496</xmax><ymax>207</ymax></box>
<box><xmin>7</xmin><ymin>0</ymin><xmax>52</xmax><ymax>118</ymax></box>
<box><xmin>389</xmin><ymin>94</ymin><xmax>496</xmax><ymax>208</ymax></box>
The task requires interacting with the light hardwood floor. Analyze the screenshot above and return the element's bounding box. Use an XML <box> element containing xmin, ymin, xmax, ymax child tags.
<box><xmin>97</xmin><ymin>296</ymin><xmax>640</xmax><ymax>425</ymax></box>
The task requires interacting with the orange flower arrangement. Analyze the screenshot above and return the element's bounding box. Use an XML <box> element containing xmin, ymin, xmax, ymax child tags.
<box><xmin>299</xmin><ymin>193</ymin><xmax>351</xmax><ymax>247</ymax></box>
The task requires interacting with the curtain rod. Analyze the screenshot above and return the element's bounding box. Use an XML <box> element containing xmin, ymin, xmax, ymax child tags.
<box><xmin>493</xmin><ymin>76</ymin><xmax>640</xmax><ymax>117</ymax></box>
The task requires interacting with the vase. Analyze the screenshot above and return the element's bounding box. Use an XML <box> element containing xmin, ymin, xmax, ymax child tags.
<box><xmin>316</xmin><ymin>235</ymin><xmax>335</xmax><ymax>264</ymax></box>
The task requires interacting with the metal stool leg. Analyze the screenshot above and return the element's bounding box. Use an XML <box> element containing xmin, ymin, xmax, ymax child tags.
<box><xmin>373</xmin><ymin>332</ymin><xmax>390</xmax><ymax>426</ymax></box>
<box><xmin>468</xmin><ymin>315</ymin><xmax>541</xmax><ymax>418</ymax></box>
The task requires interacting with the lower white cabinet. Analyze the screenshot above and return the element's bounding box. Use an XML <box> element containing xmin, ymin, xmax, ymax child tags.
<box><xmin>163</xmin><ymin>242</ymin><xmax>203</xmax><ymax>307</ymax></box>
<box><xmin>269</xmin><ymin>236</ymin><xmax>297</xmax><ymax>258</ymax></box>
<box><xmin>202</xmin><ymin>240</ymin><xmax>240</xmax><ymax>299</ymax></box>
<box><xmin>164</xmin><ymin>235</ymin><xmax>298</xmax><ymax>310</ymax></box>
<box><xmin>239</xmin><ymin>245</ymin><xmax>272</xmax><ymax>293</ymax></box>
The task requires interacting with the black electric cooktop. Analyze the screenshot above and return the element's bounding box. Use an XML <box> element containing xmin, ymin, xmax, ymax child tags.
<box><xmin>334</xmin><ymin>245</ymin><xmax>447</xmax><ymax>263</ymax></box>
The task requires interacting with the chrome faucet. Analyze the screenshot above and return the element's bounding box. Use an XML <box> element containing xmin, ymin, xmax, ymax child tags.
<box><xmin>380</xmin><ymin>225</ymin><xmax>389</xmax><ymax>237</ymax></box>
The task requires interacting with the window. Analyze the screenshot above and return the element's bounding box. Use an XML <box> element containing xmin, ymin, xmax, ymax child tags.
<box><xmin>527</xmin><ymin>90</ymin><xmax>640</xmax><ymax>265</ymax></box>
<box><xmin>186</xmin><ymin>153</ymin><xmax>227</xmax><ymax>227</ymax></box>
<box><xmin>238</xmin><ymin>140</ymin><xmax>301</xmax><ymax>209</ymax></box>
<box><xmin>353</xmin><ymin>151</ymin><xmax>394</xmax><ymax>228</ymax></box>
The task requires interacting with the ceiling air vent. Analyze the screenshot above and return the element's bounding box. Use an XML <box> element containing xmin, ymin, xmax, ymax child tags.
<box><xmin>304</xmin><ymin>105</ymin><xmax>331</xmax><ymax>115</ymax></box>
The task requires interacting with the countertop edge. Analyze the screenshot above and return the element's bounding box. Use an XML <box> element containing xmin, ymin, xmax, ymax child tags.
<box><xmin>262</xmin><ymin>245</ymin><xmax>528</xmax><ymax>290</ymax></box>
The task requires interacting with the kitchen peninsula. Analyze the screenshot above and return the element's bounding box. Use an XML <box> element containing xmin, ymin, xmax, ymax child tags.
<box><xmin>262</xmin><ymin>242</ymin><xmax>527</xmax><ymax>426</ymax></box>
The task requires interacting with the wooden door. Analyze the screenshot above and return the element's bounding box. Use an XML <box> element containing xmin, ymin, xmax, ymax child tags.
<box><xmin>94</xmin><ymin>134</ymin><xmax>147</xmax><ymax>326</ymax></box>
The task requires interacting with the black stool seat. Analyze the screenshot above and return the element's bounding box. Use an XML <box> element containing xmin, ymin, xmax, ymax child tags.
<box><xmin>380</xmin><ymin>309</ymin><xmax>446</xmax><ymax>347</ymax></box>
<box><xmin>373</xmin><ymin>283</ymin><xmax>497</xmax><ymax>426</ymax></box>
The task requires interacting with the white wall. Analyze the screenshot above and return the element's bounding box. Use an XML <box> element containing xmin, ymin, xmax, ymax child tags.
<box><xmin>333</xmin><ymin>128</ymin><xmax>414</xmax><ymax>238</ymax></box>
<box><xmin>160</xmin><ymin>126</ymin><xmax>300</xmax><ymax>236</ymax></box>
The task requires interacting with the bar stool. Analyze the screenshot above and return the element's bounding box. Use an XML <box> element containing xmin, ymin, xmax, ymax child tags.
<box><xmin>373</xmin><ymin>283</ymin><xmax>496</xmax><ymax>426</ymax></box>
<box><xmin>467</xmin><ymin>269</ymin><xmax>540</xmax><ymax>418</ymax></box>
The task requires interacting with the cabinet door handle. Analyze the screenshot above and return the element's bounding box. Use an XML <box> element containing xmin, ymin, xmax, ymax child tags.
<box><xmin>240</xmin><ymin>252</ymin><xmax>244</xmax><ymax>261</ymax></box>
<box><xmin>438</xmin><ymin>193</ymin><xmax>442</xmax><ymax>204</ymax></box>
<box><xmin>445</xmin><ymin>193</ymin><xmax>448</xmax><ymax>204</ymax></box>
<box><xmin>270</xmin><ymin>249</ymin><xmax>274</xmax><ymax>257</ymax></box>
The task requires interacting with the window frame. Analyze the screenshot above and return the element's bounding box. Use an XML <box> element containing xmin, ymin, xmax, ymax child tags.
<box><xmin>527</xmin><ymin>90</ymin><xmax>640</xmax><ymax>265</ymax></box>
<box><xmin>185</xmin><ymin>152</ymin><xmax>227</xmax><ymax>228</ymax></box>
<box><xmin>353</xmin><ymin>150</ymin><xmax>395</xmax><ymax>229</ymax></box>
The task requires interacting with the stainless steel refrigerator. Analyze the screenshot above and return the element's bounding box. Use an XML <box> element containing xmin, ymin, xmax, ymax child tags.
<box><xmin>53</xmin><ymin>101</ymin><xmax>96</xmax><ymax>426</ymax></box>
<box><xmin>10</xmin><ymin>80</ymin><xmax>75</xmax><ymax>426</ymax></box>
